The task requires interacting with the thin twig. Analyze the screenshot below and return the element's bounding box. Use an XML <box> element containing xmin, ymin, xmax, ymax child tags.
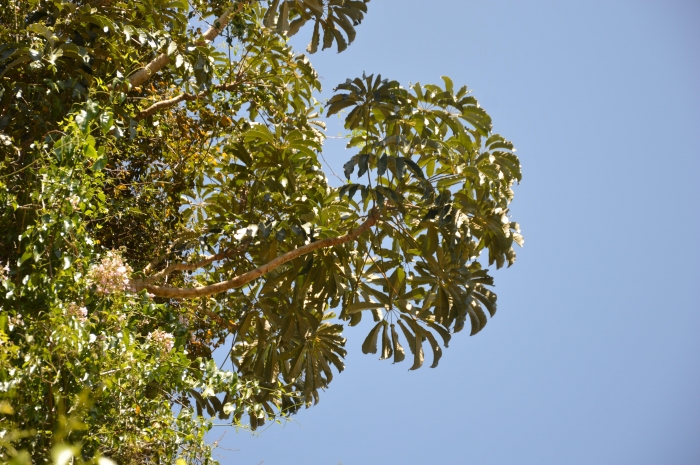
<box><xmin>143</xmin><ymin>241</ymin><xmax>249</xmax><ymax>285</ymax></box>
<box><xmin>126</xmin><ymin>2</ymin><xmax>250</xmax><ymax>89</ymax></box>
<box><xmin>136</xmin><ymin>80</ymin><xmax>243</xmax><ymax>119</ymax></box>
<box><xmin>131</xmin><ymin>209</ymin><xmax>380</xmax><ymax>299</ymax></box>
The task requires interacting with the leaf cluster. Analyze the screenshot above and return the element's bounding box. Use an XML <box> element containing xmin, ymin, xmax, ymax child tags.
<box><xmin>0</xmin><ymin>0</ymin><xmax>522</xmax><ymax>461</ymax></box>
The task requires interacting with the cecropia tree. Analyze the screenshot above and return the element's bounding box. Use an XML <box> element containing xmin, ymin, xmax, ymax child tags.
<box><xmin>0</xmin><ymin>0</ymin><xmax>522</xmax><ymax>462</ymax></box>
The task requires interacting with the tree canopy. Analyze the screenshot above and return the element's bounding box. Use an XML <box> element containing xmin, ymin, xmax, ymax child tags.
<box><xmin>0</xmin><ymin>0</ymin><xmax>523</xmax><ymax>463</ymax></box>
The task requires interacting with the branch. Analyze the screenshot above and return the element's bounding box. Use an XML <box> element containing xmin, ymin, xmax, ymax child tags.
<box><xmin>136</xmin><ymin>81</ymin><xmax>242</xmax><ymax>119</ymax></box>
<box><xmin>131</xmin><ymin>209</ymin><xmax>380</xmax><ymax>299</ymax></box>
<box><xmin>142</xmin><ymin>241</ymin><xmax>250</xmax><ymax>285</ymax></box>
<box><xmin>127</xmin><ymin>2</ymin><xmax>249</xmax><ymax>89</ymax></box>
<box><xmin>137</xmin><ymin>92</ymin><xmax>196</xmax><ymax>119</ymax></box>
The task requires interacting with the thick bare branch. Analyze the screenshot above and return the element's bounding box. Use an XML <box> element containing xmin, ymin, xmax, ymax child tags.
<box><xmin>131</xmin><ymin>209</ymin><xmax>380</xmax><ymax>299</ymax></box>
<box><xmin>137</xmin><ymin>92</ymin><xmax>196</xmax><ymax>119</ymax></box>
<box><xmin>127</xmin><ymin>2</ymin><xmax>248</xmax><ymax>89</ymax></box>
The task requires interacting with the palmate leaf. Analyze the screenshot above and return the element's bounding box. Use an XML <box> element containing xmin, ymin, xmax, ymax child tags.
<box><xmin>326</xmin><ymin>74</ymin><xmax>404</xmax><ymax>128</ymax></box>
<box><xmin>264</xmin><ymin>0</ymin><xmax>370</xmax><ymax>53</ymax></box>
<box><xmin>233</xmin><ymin>302</ymin><xmax>347</xmax><ymax>408</ymax></box>
<box><xmin>347</xmin><ymin>233</ymin><xmax>502</xmax><ymax>369</ymax></box>
<box><xmin>297</xmin><ymin>322</ymin><xmax>348</xmax><ymax>405</ymax></box>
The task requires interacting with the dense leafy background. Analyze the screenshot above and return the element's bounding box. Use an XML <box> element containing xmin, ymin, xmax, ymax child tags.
<box><xmin>0</xmin><ymin>0</ymin><xmax>524</xmax><ymax>463</ymax></box>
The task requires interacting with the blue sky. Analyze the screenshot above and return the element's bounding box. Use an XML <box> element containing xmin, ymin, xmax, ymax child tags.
<box><xmin>215</xmin><ymin>1</ymin><xmax>700</xmax><ymax>463</ymax></box>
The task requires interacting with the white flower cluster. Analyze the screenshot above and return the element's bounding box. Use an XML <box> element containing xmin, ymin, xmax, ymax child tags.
<box><xmin>8</xmin><ymin>314</ymin><xmax>23</xmax><ymax>331</ymax></box>
<box><xmin>68</xmin><ymin>194</ymin><xmax>81</xmax><ymax>208</ymax></box>
<box><xmin>87</xmin><ymin>251</ymin><xmax>133</xmax><ymax>295</ymax></box>
<box><xmin>147</xmin><ymin>329</ymin><xmax>174</xmax><ymax>352</ymax></box>
<box><xmin>66</xmin><ymin>302</ymin><xmax>88</xmax><ymax>322</ymax></box>
<box><xmin>0</xmin><ymin>262</ymin><xmax>9</xmax><ymax>281</ymax></box>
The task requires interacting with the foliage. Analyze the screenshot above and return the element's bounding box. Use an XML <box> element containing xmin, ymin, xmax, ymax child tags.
<box><xmin>0</xmin><ymin>0</ymin><xmax>522</xmax><ymax>462</ymax></box>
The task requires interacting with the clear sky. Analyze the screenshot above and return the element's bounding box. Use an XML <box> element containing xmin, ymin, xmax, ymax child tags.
<box><xmin>215</xmin><ymin>1</ymin><xmax>700</xmax><ymax>463</ymax></box>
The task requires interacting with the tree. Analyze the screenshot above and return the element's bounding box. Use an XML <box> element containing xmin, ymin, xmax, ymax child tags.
<box><xmin>0</xmin><ymin>0</ymin><xmax>523</xmax><ymax>463</ymax></box>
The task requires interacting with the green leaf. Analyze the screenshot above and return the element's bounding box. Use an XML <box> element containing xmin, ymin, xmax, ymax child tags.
<box><xmin>343</xmin><ymin>158</ymin><xmax>357</xmax><ymax>179</ymax></box>
<box><xmin>345</xmin><ymin>301</ymin><xmax>384</xmax><ymax>314</ymax></box>
<box><xmin>380</xmin><ymin>322</ymin><xmax>392</xmax><ymax>360</ymax></box>
<box><xmin>92</xmin><ymin>155</ymin><xmax>108</xmax><ymax>171</ymax></box>
<box><xmin>0</xmin><ymin>55</ymin><xmax>32</xmax><ymax>78</ymax></box>
<box><xmin>398</xmin><ymin>315</ymin><xmax>425</xmax><ymax>370</ymax></box>
<box><xmin>18</xmin><ymin>250</ymin><xmax>32</xmax><ymax>266</ymax></box>
<box><xmin>338</xmin><ymin>183</ymin><xmax>362</xmax><ymax>200</ymax></box>
<box><xmin>468</xmin><ymin>303</ymin><xmax>488</xmax><ymax>336</ymax></box>
<box><xmin>234</xmin><ymin>311</ymin><xmax>255</xmax><ymax>344</ymax></box>
<box><xmin>99</xmin><ymin>111</ymin><xmax>113</xmax><ymax>135</ymax></box>
<box><xmin>287</xmin><ymin>344</ymin><xmax>307</xmax><ymax>381</ymax></box>
<box><xmin>58</xmin><ymin>43</ymin><xmax>87</xmax><ymax>61</ymax></box>
<box><xmin>441</xmin><ymin>75</ymin><xmax>454</xmax><ymax>94</ymax></box>
<box><xmin>75</xmin><ymin>110</ymin><xmax>90</xmax><ymax>132</ymax></box>
<box><xmin>189</xmin><ymin>389</ymin><xmax>214</xmax><ymax>416</ymax></box>
<box><xmin>397</xmin><ymin>320</ymin><xmax>416</xmax><ymax>360</ymax></box>
<box><xmin>277</xmin><ymin>0</ymin><xmax>290</xmax><ymax>33</ymax></box>
<box><xmin>167</xmin><ymin>40</ymin><xmax>178</xmax><ymax>56</ymax></box>
<box><xmin>357</xmin><ymin>153</ymin><xmax>370</xmax><ymax>177</ymax></box>
<box><xmin>245</xmin><ymin>124</ymin><xmax>275</xmax><ymax>144</ymax></box>
<box><xmin>390</xmin><ymin>323</ymin><xmax>405</xmax><ymax>363</ymax></box>
<box><xmin>427</xmin><ymin>321</ymin><xmax>451</xmax><ymax>348</ymax></box>
<box><xmin>403</xmin><ymin>157</ymin><xmax>426</xmax><ymax>179</ymax></box>
<box><xmin>307</xmin><ymin>20</ymin><xmax>320</xmax><ymax>53</ymax></box>
<box><xmin>377</xmin><ymin>153</ymin><xmax>388</xmax><ymax>176</ymax></box>
<box><xmin>422</xmin><ymin>226</ymin><xmax>438</xmax><ymax>256</ymax></box>
<box><xmin>394</xmin><ymin>156</ymin><xmax>405</xmax><ymax>178</ymax></box>
<box><xmin>27</xmin><ymin>23</ymin><xmax>54</xmax><ymax>41</ymax></box>
<box><xmin>84</xmin><ymin>142</ymin><xmax>98</xmax><ymax>160</ymax></box>
<box><xmin>46</xmin><ymin>47</ymin><xmax>63</xmax><ymax>65</ymax></box>
<box><xmin>263</xmin><ymin>0</ymin><xmax>282</xmax><ymax>28</ymax></box>
<box><xmin>474</xmin><ymin>287</ymin><xmax>498</xmax><ymax>317</ymax></box>
<box><xmin>423</xmin><ymin>329</ymin><xmax>443</xmax><ymax>368</ymax></box>
<box><xmin>398</xmin><ymin>317</ymin><xmax>428</xmax><ymax>368</ymax></box>
<box><xmin>361</xmin><ymin>321</ymin><xmax>383</xmax><ymax>354</ymax></box>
